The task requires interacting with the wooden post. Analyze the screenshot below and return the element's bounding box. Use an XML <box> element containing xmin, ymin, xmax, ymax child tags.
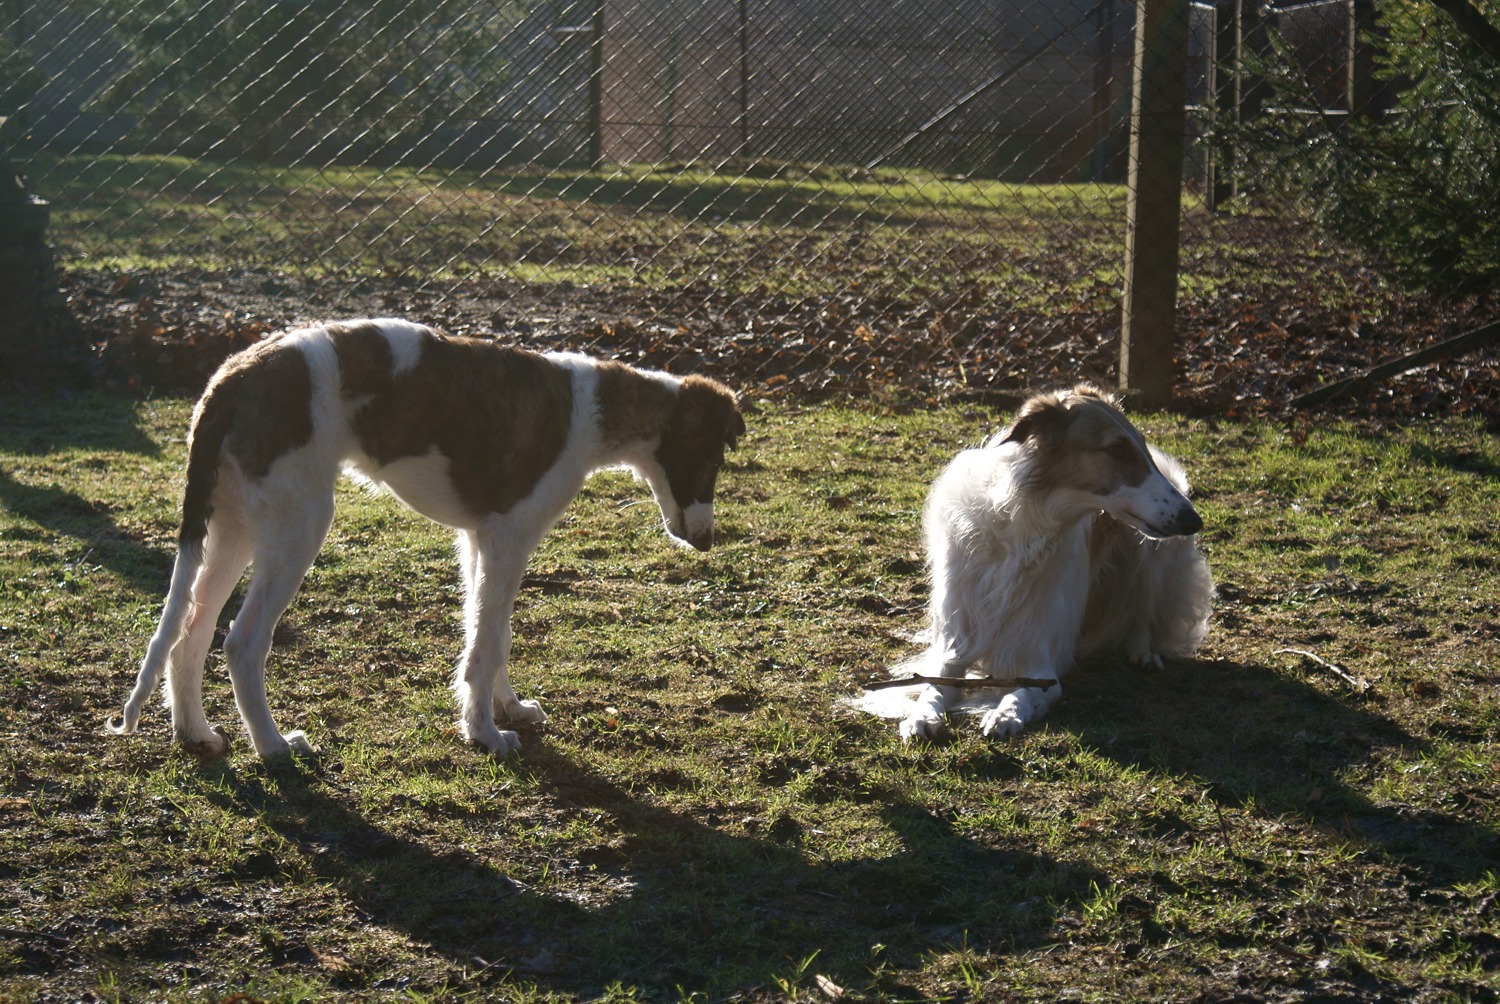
<box><xmin>1120</xmin><ymin>0</ymin><xmax>1192</xmax><ymax>409</ymax></box>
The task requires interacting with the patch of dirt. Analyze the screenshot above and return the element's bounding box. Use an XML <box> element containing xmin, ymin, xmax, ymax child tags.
<box><xmin>57</xmin><ymin>263</ymin><xmax>1500</xmax><ymax>424</ymax></box>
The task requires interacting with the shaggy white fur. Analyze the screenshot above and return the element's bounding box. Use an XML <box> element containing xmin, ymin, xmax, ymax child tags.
<box><xmin>850</xmin><ymin>384</ymin><xmax>1213</xmax><ymax>740</ymax></box>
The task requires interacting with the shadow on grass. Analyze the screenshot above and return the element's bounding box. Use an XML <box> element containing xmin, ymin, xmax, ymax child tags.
<box><xmin>0</xmin><ymin>390</ymin><xmax>172</xmax><ymax>595</ymax></box>
<box><xmin>1407</xmin><ymin>440</ymin><xmax>1500</xmax><ymax>481</ymax></box>
<box><xmin>0</xmin><ymin>390</ymin><xmax>161</xmax><ymax>458</ymax></box>
<box><xmin>1064</xmin><ymin>656</ymin><xmax>1500</xmax><ymax>886</ymax></box>
<box><xmin>201</xmin><ymin>750</ymin><xmax>1102</xmax><ymax>998</ymax></box>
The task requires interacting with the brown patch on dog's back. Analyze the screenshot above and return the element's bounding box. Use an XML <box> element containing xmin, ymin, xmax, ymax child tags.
<box><xmin>218</xmin><ymin>338</ymin><xmax>316</xmax><ymax>479</ymax></box>
<box><xmin>329</xmin><ymin>320</ymin><xmax>397</xmax><ymax>400</ymax></box>
<box><xmin>596</xmin><ymin>361</ymin><xmax>677</xmax><ymax>448</ymax></box>
<box><xmin>340</xmin><ymin>329</ymin><xmax>574</xmax><ymax>519</ymax></box>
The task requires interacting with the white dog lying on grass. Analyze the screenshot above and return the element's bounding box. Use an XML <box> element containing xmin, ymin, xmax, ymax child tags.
<box><xmin>851</xmin><ymin>384</ymin><xmax>1213</xmax><ymax>740</ymax></box>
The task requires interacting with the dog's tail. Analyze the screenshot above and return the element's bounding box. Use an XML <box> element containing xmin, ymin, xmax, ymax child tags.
<box><xmin>107</xmin><ymin>385</ymin><xmax>231</xmax><ymax>736</ymax></box>
<box><xmin>107</xmin><ymin>541</ymin><xmax>206</xmax><ymax>735</ymax></box>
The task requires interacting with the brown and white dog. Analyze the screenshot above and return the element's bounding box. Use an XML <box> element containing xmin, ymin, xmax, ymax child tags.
<box><xmin>850</xmin><ymin>384</ymin><xmax>1213</xmax><ymax>741</ymax></box>
<box><xmin>109</xmin><ymin>319</ymin><xmax>745</xmax><ymax>758</ymax></box>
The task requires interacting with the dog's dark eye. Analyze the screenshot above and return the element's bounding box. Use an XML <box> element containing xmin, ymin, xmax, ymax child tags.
<box><xmin>1105</xmin><ymin>440</ymin><xmax>1137</xmax><ymax>460</ymax></box>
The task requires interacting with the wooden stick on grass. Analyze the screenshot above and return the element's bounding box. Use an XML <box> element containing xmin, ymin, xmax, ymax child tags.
<box><xmin>862</xmin><ymin>674</ymin><xmax>1058</xmax><ymax>692</ymax></box>
<box><xmin>1275</xmin><ymin>648</ymin><xmax>1372</xmax><ymax>693</ymax></box>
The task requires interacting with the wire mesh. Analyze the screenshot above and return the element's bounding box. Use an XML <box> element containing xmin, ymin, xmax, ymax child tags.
<box><xmin>2</xmin><ymin>0</ymin><xmax>1497</xmax><ymax>411</ymax></box>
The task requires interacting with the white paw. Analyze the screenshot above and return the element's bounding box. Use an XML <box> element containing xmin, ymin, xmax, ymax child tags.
<box><xmin>979</xmin><ymin>706</ymin><xmax>1026</xmax><ymax>738</ymax></box>
<box><xmin>466</xmin><ymin>723</ymin><xmax>522</xmax><ymax>757</ymax></box>
<box><xmin>482</xmin><ymin>729</ymin><xmax>523</xmax><ymax>757</ymax></box>
<box><xmin>898</xmin><ymin>713</ymin><xmax>944</xmax><ymax>743</ymax></box>
<box><xmin>498</xmin><ymin>698</ymin><xmax>547</xmax><ymax>725</ymax></box>
<box><xmin>1125</xmin><ymin>637</ymin><xmax>1164</xmax><ymax>669</ymax></box>
<box><xmin>253</xmin><ymin>730</ymin><xmax>316</xmax><ymax>758</ymax></box>
<box><xmin>178</xmin><ymin>724</ymin><xmax>231</xmax><ymax>759</ymax></box>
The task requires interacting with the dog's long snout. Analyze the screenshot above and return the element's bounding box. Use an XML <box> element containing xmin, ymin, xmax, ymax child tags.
<box><xmin>1125</xmin><ymin>485</ymin><xmax>1203</xmax><ymax>539</ymax></box>
<box><xmin>671</xmin><ymin>525</ymin><xmax>714</xmax><ymax>551</ymax></box>
<box><xmin>668</xmin><ymin>500</ymin><xmax>716</xmax><ymax>552</ymax></box>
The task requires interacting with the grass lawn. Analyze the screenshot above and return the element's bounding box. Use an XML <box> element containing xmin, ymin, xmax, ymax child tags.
<box><xmin>1</xmin><ymin>388</ymin><xmax>1497</xmax><ymax>1002</ymax></box>
<box><xmin>33</xmin><ymin>153</ymin><xmax>1134</xmax><ymax>307</ymax></box>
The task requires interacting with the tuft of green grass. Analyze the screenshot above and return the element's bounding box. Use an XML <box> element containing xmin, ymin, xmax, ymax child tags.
<box><xmin>1</xmin><ymin>388</ymin><xmax>1497</xmax><ymax>1001</ymax></box>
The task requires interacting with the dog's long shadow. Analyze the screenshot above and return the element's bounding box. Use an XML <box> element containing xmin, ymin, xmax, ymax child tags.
<box><xmin>197</xmin><ymin>748</ymin><xmax>1102</xmax><ymax>998</ymax></box>
<box><xmin>1060</xmin><ymin>655</ymin><xmax>1500</xmax><ymax>885</ymax></box>
<box><xmin>0</xmin><ymin>390</ymin><xmax>173</xmax><ymax>595</ymax></box>
<box><xmin>178</xmin><ymin>658</ymin><xmax>1498</xmax><ymax>996</ymax></box>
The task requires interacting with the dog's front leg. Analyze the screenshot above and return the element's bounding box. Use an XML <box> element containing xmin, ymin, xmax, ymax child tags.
<box><xmin>978</xmin><ymin>680</ymin><xmax>1062</xmax><ymax>738</ymax></box>
<box><xmin>898</xmin><ymin>684</ymin><xmax>951</xmax><ymax>742</ymax></box>
<box><xmin>896</xmin><ymin>652</ymin><xmax>973</xmax><ymax>743</ymax></box>
<box><xmin>455</xmin><ymin>524</ymin><xmax>547</xmax><ymax>756</ymax></box>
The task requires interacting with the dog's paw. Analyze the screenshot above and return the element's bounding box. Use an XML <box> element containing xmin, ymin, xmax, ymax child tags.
<box><xmin>500</xmin><ymin>698</ymin><xmax>547</xmax><ymax>725</ymax></box>
<box><xmin>180</xmin><ymin>724</ymin><xmax>232</xmax><ymax>760</ymax></box>
<box><xmin>898</xmin><ymin>713</ymin><xmax>944</xmax><ymax>743</ymax></box>
<box><xmin>469</xmin><ymin>726</ymin><xmax>522</xmax><ymax>757</ymax></box>
<box><xmin>249</xmin><ymin>730</ymin><xmax>317</xmax><ymax>758</ymax></box>
<box><xmin>978</xmin><ymin>706</ymin><xmax>1026</xmax><ymax>738</ymax></box>
<box><xmin>282</xmin><ymin>730</ymin><xmax>316</xmax><ymax>754</ymax></box>
<box><xmin>1124</xmin><ymin>635</ymin><xmax>1164</xmax><ymax>669</ymax></box>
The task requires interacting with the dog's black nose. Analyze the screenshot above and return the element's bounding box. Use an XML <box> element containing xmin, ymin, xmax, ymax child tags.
<box><xmin>1177</xmin><ymin>506</ymin><xmax>1203</xmax><ymax>536</ymax></box>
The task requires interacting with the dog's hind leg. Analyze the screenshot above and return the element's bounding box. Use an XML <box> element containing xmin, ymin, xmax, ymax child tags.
<box><xmin>221</xmin><ymin>487</ymin><xmax>334</xmax><ymax>757</ymax></box>
<box><xmin>454</xmin><ymin>519</ymin><xmax>547</xmax><ymax>757</ymax></box>
<box><xmin>165</xmin><ymin>518</ymin><xmax>254</xmax><ymax>757</ymax></box>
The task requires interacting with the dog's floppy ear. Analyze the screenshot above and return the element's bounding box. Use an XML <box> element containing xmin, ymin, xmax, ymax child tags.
<box><xmin>1000</xmin><ymin>396</ymin><xmax>1066</xmax><ymax>448</ymax></box>
<box><xmin>679</xmin><ymin>376</ymin><xmax>745</xmax><ymax>451</ymax></box>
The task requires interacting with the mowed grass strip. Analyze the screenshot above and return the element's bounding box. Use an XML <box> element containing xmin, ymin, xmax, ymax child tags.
<box><xmin>0</xmin><ymin>389</ymin><xmax>1496</xmax><ymax>1002</ymax></box>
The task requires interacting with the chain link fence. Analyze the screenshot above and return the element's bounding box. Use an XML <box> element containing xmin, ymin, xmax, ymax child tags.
<box><xmin>3</xmin><ymin>0</ymin><xmax>1497</xmax><ymax>413</ymax></box>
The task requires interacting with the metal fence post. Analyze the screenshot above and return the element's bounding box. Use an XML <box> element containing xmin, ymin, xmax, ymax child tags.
<box><xmin>1120</xmin><ymin>0</ymin><xmax>1191</xmax><ymax>409</ymax></box>
<box><xmin>588</xmin><ymin>0</ymin><xmax>605</xmax><ymax>169</ymax></box>
<box><xmin>1205</xmin><ymin>0</ymin><xmax>1237</xmax><ymax>209</ymax></box>
<box><xmin>1346</xmin><ymin>0</ymin><xmax>1376</xmax><ymax>120</ymax></box>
